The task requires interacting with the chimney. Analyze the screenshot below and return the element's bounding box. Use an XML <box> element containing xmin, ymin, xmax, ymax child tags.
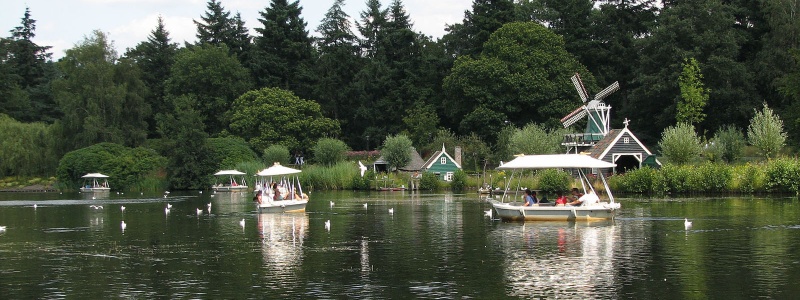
<box><xmin>455</xmin><ymin>146</ymin><xmax>462</xmax><ymax>166</ymax></box>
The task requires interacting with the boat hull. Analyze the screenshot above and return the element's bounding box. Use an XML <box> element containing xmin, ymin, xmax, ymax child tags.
<box><xmin>80</xmin><ymin>187</ymin><xmax>110</xmax><ymax>193</ymax></box>
<box><xmin>491</xmin><ymin>201</ymin><xmax>618</xmax><ymax>221</ymax></box>
<box><xmin>256</xmin><ymin>200</ymin><xmax>308</xmax><ymax>213</ymax></box>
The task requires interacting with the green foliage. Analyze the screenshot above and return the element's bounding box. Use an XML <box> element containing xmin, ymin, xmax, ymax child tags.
<box><xmin>52</xmin><ymin>30</ymin><xmax>150</xmax><ymax>153</ymax></box>
<box><xmin>165</xmin><ymin>44</ymin><xmax>252</xmax><ymax>135</ymax></box>
<box><xmin>313</xmin><ymin>138</ymin><xmax>350</xmax><ymax>166</ymax></box>
<box><xmin>381</xmin><ymin>134</ymin><xmax>413</xmax><ymax>172</ymax></box>
<box><xmin>157</xmin><ymin>94</ymin><xmax>214</xmax><ymax>190</ymax></box>
<box><xmin>677</xmin><ymin>57</ymin><xmax>708</xmax><ymax>125</ymax></box>
<box><xmin>450</xmin><ymin>170</ymin><xmax>468</xmax><ymax>191</ymax></box>
<box><xmin>714</xmin><ymin>125</ymin><xmax>745</xmax><ymax>163</ymax></box>
<box><xmin>747</xmin><ymin>103</ymin><xmax>786</xmax><ymax>159</ymax></box>
<box><xmin>56</xmin><ymin>142</ymin><xmax>167</xmax><ymax>191</ymax></box>
<box><xmin>0</xmin><ymin>114</ymin><xmax>58</xmax><ymax>176</ymax></box>
<box><xmin>535</xmin><ymin>169</ymin><xmax>571</xmax><ymax>194</ymax></box>
<box><xmin>403</xmin><ymin>104</ymin><xmax>440</xmax><ymax>148</ymax></box>
<box><xmin>207</xmin><ymin>136</ymin><xmax>259</xmax><ymax>170</ymax></box>
<box><xmin>419</xmin><ymin>171</ymin><xmax>440</xmax><ymax>191</ymax></box>
<box><xmin>658</xmin><ymin>123</ymin><xmax>702</xmax><ymax>165</ymax></box>
<box><xmin>300</xmin><ymin>161</ymin><xmax>357</xmax><ymax>190</ymax></box>
<box><xmin>443</xmin><ymin>21</ymin><xmax>590</xmax><ymax>143</ymax></box>
<box><xmin>660</xmin><ymin>164</ymin><xmax>691</xmax><ymax>193</ymax></box>
<box><xmin>233</xmin><ymin>161</ymin><xmax>266</xmax><ymax>177</ymax></box>
<box><xmin>764</xmin><ymin>158</ymin><xmax>800</xmax><ymax>193</ymax></box>
<box><xmin>351</xmin><ymin>169</ymin><xmax>375</xmax><ymax>190</ymax></box>
<box><xmin>263</xmin><ymin>144</ymin><xmax>290</xmax><ymax>166</ymax></box>
<box><xmin>509</xmin><ymin>123</ymin><xmax>567</xmax><ymax>155</ymax></box>
<box><xmin>227</xmin><ymin>87</ymin><xmax>340</xmax><ymax>153</ymax></box>
<box><xmin>610</xmin><ymin>167</ymin><xmax>665</xmax><ymax>194</ymax></box>
<box><xmin>731</xmin><ymin>163</ymin><xmax>765</xmax><ymax>193</ymax></box>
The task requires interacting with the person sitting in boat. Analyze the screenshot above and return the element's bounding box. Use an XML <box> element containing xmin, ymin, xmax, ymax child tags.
<box><xmin>253</xmin><ymin>190</ymin><xmax>263</xmax><ymax>204</ymax></box>
<box><xmin>555</xmin><ymin>191</ymin><xmax>568</xmax><ymax>206</ymax></box>
<box><xmin>567</xmin><ymin>189</ymin><xmax>599</xmax><ymax>206</ymax></box>
<box><xmin>523</xmin><ymin>189</ymin><xmax>537</xmax><ymax>206</ymax></box>
<box><xmin>272</xmin><ymin>183</ymin><xmax>283</xmax><ymax>200</ymax></box>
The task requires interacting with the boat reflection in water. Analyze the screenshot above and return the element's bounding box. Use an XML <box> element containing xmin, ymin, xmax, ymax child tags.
<box><xmin>258</xmin><ymin>213</ymin><xmax>308</xmax><ymax>278</ymax></box>
<box><xmin>491</xmin><ymin>221</ymin><xmax>618</xmax><ymax>298</ymax></box>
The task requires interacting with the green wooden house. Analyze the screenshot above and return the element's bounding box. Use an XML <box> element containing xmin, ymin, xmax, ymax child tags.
<box><xmin>422</xmin><ymin>145</ymin><xmax>462</xmax><ymax>181</ymax></box>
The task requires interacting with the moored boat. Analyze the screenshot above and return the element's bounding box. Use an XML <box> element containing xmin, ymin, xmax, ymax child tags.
<box><xmin>490</xmin><ymin>154</ymin><xmax>620</xmax><ymax>221</ymax></box>
<box><xmin>212</xmin><ymin>170</ymin><xmax>249</xmax><ymax>192</ymax></box>
<box><xmin>79</xmin><ymin>173</ymin><xmax>111</xmax><ymax>193</ymax></box>
<box><xmin>254</xmin><ymin>163</ymin><xmax>308</xmax><ymax>213</ymax></box>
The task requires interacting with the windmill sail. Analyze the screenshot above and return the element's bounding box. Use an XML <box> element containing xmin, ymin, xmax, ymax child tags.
<box><xmin>594</xmin><ymin>81</ymin><xmax>620</xmax><ymax>101</ymax></box>
<box><xmin>571</xmin><ymin>74</ymin><xmax>589</xmax><ymax>103</ymax></box>
<box><xmin>561</xmin><ymin>106</ymin><xmax>588</xmax><ymax>128</ymax></box>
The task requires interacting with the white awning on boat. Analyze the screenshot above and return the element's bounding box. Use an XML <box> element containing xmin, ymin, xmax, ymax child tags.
<box><xmin>214</xmin><ymin>170</ymin><xmax>246</xmax><ymax>176</ymax></box>
<box><xmin>257</xmin><ymin>162</ymin><xmax>302</xmax><ymax>176</ymax></box>
<box><xmin>497</xmin><ymin>154</ymin><xmax>616</xmax><ymax>170</ymax></box>
<box><xmin>81</xmin><ymin>173</ymin><xmax>109</xmax><ymax>178</ymax></box>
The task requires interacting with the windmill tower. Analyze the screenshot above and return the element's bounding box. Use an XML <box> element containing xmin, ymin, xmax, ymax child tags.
<box><xmin>561</xmin><ymin>73</ymin><xmax>620</xmax><ymax>153</ymax></box>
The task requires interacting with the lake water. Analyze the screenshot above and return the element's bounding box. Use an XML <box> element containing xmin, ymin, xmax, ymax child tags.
<box><xmin>1</xmin><ymin>191</ymin><xmax>799</xmax><ymax>299</ymax></box>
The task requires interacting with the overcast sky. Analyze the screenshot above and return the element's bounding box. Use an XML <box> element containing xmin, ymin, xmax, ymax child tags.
<box><xmin>1</xmin><ymin>0</ymin><xmax>473</xmax><ymax>59</ymax></box>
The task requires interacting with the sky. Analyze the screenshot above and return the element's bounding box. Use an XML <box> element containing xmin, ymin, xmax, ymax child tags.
<box><xmin>1</xmin><ymin>0</ymin><xmax>473</xmax><ymax>59</ymax></box>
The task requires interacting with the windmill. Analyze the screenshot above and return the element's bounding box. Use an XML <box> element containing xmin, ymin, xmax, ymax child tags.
<box><xmin>561</xmin><ymin>73</ymin><xmax>619</xmax><ymax>141</ymax></box>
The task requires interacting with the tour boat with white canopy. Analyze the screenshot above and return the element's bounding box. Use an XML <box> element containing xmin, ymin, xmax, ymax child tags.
<box><xmin>79</xmin><ymin>173</ymin><xmax>111</xmax><ymax>193</ymax></box>
<box><xmin>490</xmin><ymin>154</ymin><xmax>620</xmax><ymax>221</ymax></box>
<box><xmin>254</xmin><ymin>163</ymin><xmax>308</xmax><ymax>213</ymax></box>
<box><xmin>212</xmin><ymin>170</ymin><xmax>249</xmax><ymax>192</ymax></box>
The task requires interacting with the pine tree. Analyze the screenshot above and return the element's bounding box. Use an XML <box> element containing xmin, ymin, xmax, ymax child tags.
<box><xmin>251</xmin><ymin>0</ymin><xmax>314</xmax><ymax>98</ymax></box>
<box><xmin>442</xmin><ymin>0</ymin><xmax>515</xmax><ymax>57</ymax></box>
<box><xmin>356</xmin><ymin>0</ymin><xmax>388</xmax><ymax>58</ymax></box>
<box><xmin>194</xmin><ymin>0</ymin><xmax>234</xmax><ymax>46</ymax></box>
<box><xmin>315</xmin><ymin>0</ymin><xmax>361</xmax><ymax>127</ymax></box>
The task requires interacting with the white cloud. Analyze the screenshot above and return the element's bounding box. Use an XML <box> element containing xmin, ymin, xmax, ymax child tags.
<box><xmin>109</xmin><ymin>13</ymin><xmax>197</xmax><ymax>53</ymax></box>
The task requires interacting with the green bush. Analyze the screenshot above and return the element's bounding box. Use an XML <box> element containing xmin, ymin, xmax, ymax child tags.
<box><xmin>351</xmin><ymin>169</ymin><xmax>375</xmax><ymax>190</ymax></box>
<box><xmin>56</xmin><ymin>143</ymin><xmax>167</xmax><ymax>191</ymax></box>
<box><xmin>661</xmin><ymin>164</ymin><xmax>690</xmax><ymax>193</ymax></box>
<box><xmin>715</xmin><ymin>125</ymin><xmax>745</xmax><ymax>163</ymax></box>
<box><xmin>450</xmin><ymin>170</ymin><xmax>468</xmax><ymax>191</ymax></box>
<box><xmin>764</xmin><ymin>158</ymin><xmax>800</xmax><ymax>193</ymax></box>
<box><xmin>658</xmin><ymin>123</ymin><xmax>702</xmax><ymax>165</ymax></box>
<box><xmin>731</xmin><ymin>163</ymin><xmax>765</xmax><ymax>193</ymax></box>
<box><xmin>263</xmin><ymin>145</ymin><xmax>290</xmax><ymax>166</ymax></box>
<box><xmin>313</xmin><ymin>138</ymin><xmax>350</xmax><ymax>166</ymax></box>
<box><xmin>419</xmin><ymin>172</ymin><xmax>440</xmax><ymax>191</ymax></box>
<box><xmin>612</xmin><ymin>167</ymin><xmax>664</xmax><ymax>194</ymax></box>
<box><xmin>695</xmin><ymin>162</ymin><xmax>732</xmax><ymax>192</ymax></box>
<box><xmin>207</xmin><ymin>137</ymin><xmax>259</xmax><ymax>170</ymax></box>
<box><xmin>535</xmin><ymin>169</ymin><xmax>571</xmax><ymax>193</ymax></box>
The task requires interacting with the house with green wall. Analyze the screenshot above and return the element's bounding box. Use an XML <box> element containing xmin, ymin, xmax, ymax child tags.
<box><xmin>422</xmin><ymin>145</ymin><xmax>462</xmax><ymax>181</ymax></box>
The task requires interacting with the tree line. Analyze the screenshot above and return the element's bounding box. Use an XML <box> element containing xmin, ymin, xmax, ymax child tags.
<box><xmin>1</xmin><ymin>0</ymin><xmax>799</xmax><ymax>184</ymax></box>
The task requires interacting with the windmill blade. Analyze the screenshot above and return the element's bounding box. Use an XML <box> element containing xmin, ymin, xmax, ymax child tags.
<box><xmin>561</xmin><ymin>106</ymin><xmax>588</xmax><ymax>128</ymax></box>
<box><xmin>571</xmin><ymin>74</ymin><xmax>589</xmax><ymax>103</ymax></box>
<box><xmin>594</xmin><ymin>81</ymin><xmax>620</xmax><ymax>101</ymax></box>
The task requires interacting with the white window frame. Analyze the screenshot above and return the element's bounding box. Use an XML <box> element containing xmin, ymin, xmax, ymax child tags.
<box><xmin>444</xmin><ymin>172</ymin><xmax>454</xmax><ymax>181</ymax></box>
<box><xmin>440</xmin><ymin>157</ymin><xmax>447</xmax><ymax>164</ymax></box>
<box><xmin>623</xmin><ymin>137</ymin><xmax>630</xmax><ymax>144</ymax></box>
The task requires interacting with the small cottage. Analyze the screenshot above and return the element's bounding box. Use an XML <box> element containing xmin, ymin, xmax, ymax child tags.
<box><xmin>422</xmin><ymin>145</ymin><xmax>462</xmax><ymax>181</ymax></box>
<box><xmin>373</xmin><ymin>147</ymin><xmax>425</xmax><ymax>173</ymax></box>
<box><xmin>587</xmin><ymin>126</ymin><xmax>661</xmax><ymax>174</ymax></box>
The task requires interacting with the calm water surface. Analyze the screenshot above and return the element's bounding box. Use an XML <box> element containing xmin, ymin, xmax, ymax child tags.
<box><xmin>1</xmin><ymin>191</ymin><xmax>799</xmax><ymax>299</ymax></box>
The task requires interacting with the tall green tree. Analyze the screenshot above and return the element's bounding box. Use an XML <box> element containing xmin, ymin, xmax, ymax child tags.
<box><xmin>52</xmin><ymin>30</ymin><xmax>150</xmax><ymax>153</ymax></box>
<box><xmin>314</xmin><ymin>0</ymin><xmax>361</xmax><ymax>138</ymax></box>
<box><xmin>442</xmin><ymin>0</ymin><xmax>516</xmax><ymax>57</ymax></box>
<box><xmin>164</xmin><ymin>44</ymin><xmax>252</xmax><ymax>135</ymax></box>
<box><xmin>158</xmin><ymin>94</ymin><xmax>214</xmax><ymax>190</ymax></box>
<box><xmin>658</xmin><ymin>123</ymin><xmax>702</xmax><ymax>165</ymax></box>
<box><xmin>124</xmin><ymin>16</ymin><xmax>179</xmax><ymax>137</ymax></box>
<box><xmin>3</xmin><ymin>7</ymin><xmax>58</xmax><ymax>123</ymax></box>
<box><xmin>227</xmin><ymin>87</ymin><xmax>340</xmax><ymax>153</ymax></box>
<box><xmin>381</xmin><ymin>134</ymin><xmax>412</xmax><ymax>172</ymax></box>
<box><xmin>677</xmin><ymin>57</ymin><xmax>709</xmax><ymax>125</ymax></box>
<box><xmin>356</xmin><ymin>0</ymin><xmax>388</xmax><ymax>58</ymax></box>
<box><xmin>251</xmin><ymin>0</ymin><xmax>315</xmax><ymax>98</ymax></box>
<box><xmin>194</xmin><ymin>0</ymin><xmax>235</xmax><ymax>46</ymax></box>
<box><xmin>443</xmin><ymin>22</ymin><xmax>590</xmax><ymax>144</ymax></box>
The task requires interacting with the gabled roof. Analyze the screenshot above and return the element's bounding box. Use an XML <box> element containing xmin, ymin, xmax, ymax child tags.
<box><xmin>374</xmin><ymin>147</ymin><xmax>425</xmax><ymax>171</ymax></box>
<box><xmin>588</xmin><ymin>127</ymin><xmax>654</xmax><ymax>160</ymax></box>
<box><xmin>422</xmin><ymin>145</ymin><xmax>463</xmax><ymax>170</ymax></box>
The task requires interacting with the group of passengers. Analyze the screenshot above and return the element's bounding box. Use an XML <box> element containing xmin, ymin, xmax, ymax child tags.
<box><xmin>253</xmin><ymin>182</ymin><xmax>309</xmax><ymax>204</ymax></box>
<box><xmin>522</xmin><ymin>188</ymin><xmax>599</xmax><ymax>207</ymax></box>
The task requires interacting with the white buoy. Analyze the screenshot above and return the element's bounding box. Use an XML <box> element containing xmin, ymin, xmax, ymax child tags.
<box><xmin>685</xmin><ymin>218</ymin><xmax>692</xmax><ymax>230</ymax></box>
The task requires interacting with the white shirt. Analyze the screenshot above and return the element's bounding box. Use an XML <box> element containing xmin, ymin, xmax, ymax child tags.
<box><xmin>579</xmin><ymin>192</ymin><xmax>600</xmax><ymax>206</ymax></box>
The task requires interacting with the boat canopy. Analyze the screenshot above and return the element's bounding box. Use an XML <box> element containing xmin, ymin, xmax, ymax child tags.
<box><xmin>257</xmin><ymin>162</ymin><xmax>302</xmax><ymax>176</ymax></box>
<box><xmin>214</xmin><ymin>170</ymin><xmax>246</xmax><ymax>176</ymax></box>
<box><xmin>497</xmin><ymin>154</ymin><xmax>616</xmax><ymax>170</ymax></box>
<box><xmin>81</xmin><ymin>173</ymin><xmax>109</xmax><ymax>178</ymax></box>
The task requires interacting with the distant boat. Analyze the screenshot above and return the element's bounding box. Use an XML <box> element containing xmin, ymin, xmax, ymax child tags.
<box><xmin>211</xmin><ymin>170</ymin><xmax>249</xmax><ymax>192</ymax></box>
<box><xmin>79</xmin><ymin>173</ymin><xmax>111</xmax><ymax>193</ymax></box>
<box><xmin>254</xmin><ymin>163</ymin><xmax>308</xmax><ymax>213</ymax></box>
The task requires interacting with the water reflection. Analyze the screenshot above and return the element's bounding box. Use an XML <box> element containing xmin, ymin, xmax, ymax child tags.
<box><xmin>492</xmin><ymin>221</ymin><xmax>618</xmax><ymax>298</ymax></box>
<box><xmin>258</xmin><ymin>213</ymin><xmax>308</xmax><ymax>279</ymax></box>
